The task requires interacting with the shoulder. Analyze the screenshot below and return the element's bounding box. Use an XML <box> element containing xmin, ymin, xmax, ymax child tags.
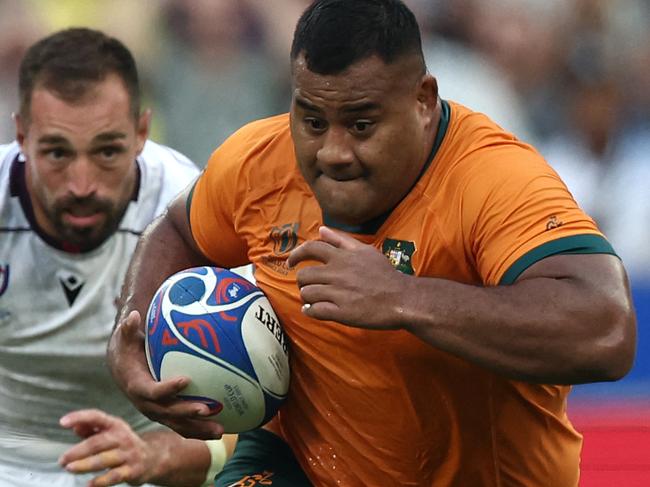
<box><xmin>210</xmin><ymin>114</ymin><xmax>292</xmax><ymax>164</ymax></box>
<box><xmin>445</xmin><ymin>101</ymin><xmax>524</xmax><ymax>152</ymax></box>
<box><xmin>191</xmin><ymin>114</ymin><xmax>299</xmax><ymax>228</ymax></box>
<box><xmin>129</xmin><ymin>140</ymin><xmax>200</xmax><ymax>221</ymax></box>
<box><xmin>421</xmin><ymin>102</ymin><xmax>569</xmax><ymax>230</ymax></box>
<box><xmin>225</xmin><ymin>113</ymin><xmax>292</xmax><ymax>148</ymax></box>
<box><xmin>139</xmin><ymin>140</ymin><xmax>199</xmax><ymax>175</ymax></box>
<box><xmin>0</xmin><ymin>142</ymin><xmax>21</xmax><ymax>195</ymax></box>
<box><xmin>0</xmin><ymin>142</ymin><xmax>21</xmax><ymax>167</ymax></box>
<box><xmin>202</xmin><ymin>114</ymin><xmax>294</xmax><ymax>185</ymax></box>
<box><xmin>437</xmin><ymin>102</ymin><xmax>553</xmax><ymax>191</ymax></box>
<box><xmin>138</xmin><ymin>140</ymin><xmax>199</xmax><ymax>189</ymax></box>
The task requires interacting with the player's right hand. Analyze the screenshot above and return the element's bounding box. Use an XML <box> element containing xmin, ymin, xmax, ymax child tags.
<box><xmin>107</xmin><ymin>310</ymin><xmax>224</xmax><ymax>439</ymax></box>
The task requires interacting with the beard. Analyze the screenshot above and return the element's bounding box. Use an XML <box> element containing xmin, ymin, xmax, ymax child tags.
<box><xmin>48</xmin><ymin>194</ymin><xmax>130</xmax><ymax>250</ymax></box>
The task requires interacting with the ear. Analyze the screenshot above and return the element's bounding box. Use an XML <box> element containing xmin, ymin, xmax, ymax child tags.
<box><xmin>14</xmin><ymin>112</ymin><xmax>26</xmax><ymax>148</ymax></box>
<box><xmin>135</xmin><ymin>109</ymin><xmax>152</xmax><ymax>154</ymax></box>
<box><xmin>417</xmin><ymin>74</ymin><xmax>438</xmax><ymax>109</ymax></box>
<box><xmin>416</xmin><ymin>74</ymin><xmax>439</xmax><ymax>128</ymax></box>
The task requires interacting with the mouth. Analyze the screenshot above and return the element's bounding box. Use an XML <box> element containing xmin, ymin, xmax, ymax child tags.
<box><xmin>62</xmin><ymin>211</ymin><xmax>104</xmax><ymax>228</ymax></box>
<box><xmin>325</xmin><ymin>176</ymin><xmax>357</xmax><ymax>183</ymax></box>
<box><xmin>318</xmin><ymin>170</ymin><xmax>364</xmax><ymax>183</ymax></box>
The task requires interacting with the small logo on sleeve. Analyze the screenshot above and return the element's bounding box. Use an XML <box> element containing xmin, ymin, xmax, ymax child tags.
<box><xmin>546</xmin><ymin>215</ymin><xmax>564</xmax><ymax>230</ymax></box>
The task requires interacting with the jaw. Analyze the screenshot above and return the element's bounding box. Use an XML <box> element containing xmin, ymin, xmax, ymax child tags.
<box><xmin>311</xmin><ymin>177</ymin><xmax>380</xmax><ymax>225</ymax></box>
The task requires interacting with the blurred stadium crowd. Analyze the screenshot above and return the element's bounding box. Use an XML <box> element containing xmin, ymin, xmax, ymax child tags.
<box><xmin>0</xmin><ymin>0</ymin><xmax>648</xmax><ymax>386</ymax></box>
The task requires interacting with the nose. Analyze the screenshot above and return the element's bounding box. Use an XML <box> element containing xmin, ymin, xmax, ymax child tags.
<box><xmin>67</xmin><ymin>157</ymin><xmax>97</xmax><ymax>198</ymax></box>
<box><xmin>316</xmin><ymin>126</ymin><xmax>355</xmax><ymax>168</ymax></box>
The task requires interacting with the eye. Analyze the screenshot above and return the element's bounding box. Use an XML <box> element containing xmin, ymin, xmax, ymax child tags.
<box><xmin>304</xmin><ymin>117</ymin><xmax>327</xmax><ymax>133</ymax></box>
<box><xmin>351</xmin><ymin>120</ymin><xmax>375</xmax><ymax>135</ymax></box>
<box><xmin>101</xmin><ymin>148</ymin><xmax>117</xmax><ymax>158</ymax></box>
<box><xmin>51</xmin><ymin>148</ymin><xmax>66</xmax><ymax>159</ymax></box>
<box><xmin>42</xmin><ymin>147</ymin><xmax>71</xmax><ymax>163</ymax></box>
<box><xmin>353</xmin><ymin>121</ymin><xmax>372</xmax><ymax>132</ymax></box>
<box><xmin>95</xmin><ymin>145</ymin><xmax>125</xmax><ymax>162</ymax></box>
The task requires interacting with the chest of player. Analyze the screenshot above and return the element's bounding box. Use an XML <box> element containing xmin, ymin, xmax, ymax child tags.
<box><xmin>244</xmin><ymin>191</ymin><xmax>477</xmax><ymax>285</ymax></box>
<box><xmin>0</xmin><ymin>229</ymin><xmax>134</xmax><ymax>350</ymax></box>
<box><xmin>240</xmin><ymin>189</ymin><xmax>479</xmax><ymax>361</ymax></box>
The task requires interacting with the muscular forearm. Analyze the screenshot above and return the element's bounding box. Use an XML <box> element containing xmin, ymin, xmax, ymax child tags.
<box><xmin>106</xmin><ymin>191</ymin><xmax>228</xmax><ymax>438</ymax></box>
<box><xmin>395</xmin><ymin>254</ymin><xmax>636</xmax><ymax>384</ymax></box>
<box><xmin>108</xmin><ymin>193</ymin><xmax>212</xmax><ymax>394</ymax></box>
<box><xmin>116</xmin><ymin>211</ymin><xmax>209</xmax><ymax>328</ymax></box>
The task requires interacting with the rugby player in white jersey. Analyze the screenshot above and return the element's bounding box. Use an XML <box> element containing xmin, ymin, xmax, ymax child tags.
<box><xmin>0</xmin><ymin>28</ymin><xmax>232</xmax><ymax>487</ymax></box>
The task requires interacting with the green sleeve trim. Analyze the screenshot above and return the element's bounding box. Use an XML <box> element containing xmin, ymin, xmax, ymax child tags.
<box><xmin>499</xmin><ymin>234</ymin><xmax>617</xmax><ymax>285</ymax></box>
<box><xmin>185</xmin><ymin>179</ymin><xmax>198</xmax><ymax>233</ymax></box>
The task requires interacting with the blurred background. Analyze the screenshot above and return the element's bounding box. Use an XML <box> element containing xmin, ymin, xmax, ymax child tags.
<box><xmin>0</xmin><ymin>0</ymin><xmax>648</xmax><ymax>482</ymax></box>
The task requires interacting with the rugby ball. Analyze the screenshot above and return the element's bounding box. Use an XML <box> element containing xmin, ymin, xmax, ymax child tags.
<box><xmin>145</xmin><ymin>266</ymin><xmax>290</xmax><ymax>433</ymax></box>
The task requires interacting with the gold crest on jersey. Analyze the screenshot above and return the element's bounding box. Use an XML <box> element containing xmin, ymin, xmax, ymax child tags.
<box><xmin>382</xmin><ymin>239</ymin><xmax>416</xmax><ymax>275</ymax></box>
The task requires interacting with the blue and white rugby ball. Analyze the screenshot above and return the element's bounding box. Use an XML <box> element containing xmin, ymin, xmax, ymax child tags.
<box><xmin>145</xmin><ymin>266</ymin><xmax>290</xmax><ymax>433</ymax></box>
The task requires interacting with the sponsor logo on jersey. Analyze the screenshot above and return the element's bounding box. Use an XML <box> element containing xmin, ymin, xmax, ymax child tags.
<box><xmin>0</xmin><ymin>264</ymin><xmax>8</xmax><ymax>297</ymax></box>
<box><xmin>382</xmin><ymin>239</ymin><xmax>416</xmax><ymax>275</ymax></box>
<box><xmin>56</xmin><ymin>270</ymin><xmax>85</xmax><ymax>306</ymax></box>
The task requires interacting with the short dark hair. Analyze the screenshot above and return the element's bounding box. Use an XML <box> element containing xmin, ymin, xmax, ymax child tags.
<box><xmin>19</xmin><ymin>28</ymin><xmax>141</xmax><ymax>122</ymax></box>
<box><xmin>290</xmin><ymin>0</ymin><xmax>425</xmax><ymax>75</ymax></box>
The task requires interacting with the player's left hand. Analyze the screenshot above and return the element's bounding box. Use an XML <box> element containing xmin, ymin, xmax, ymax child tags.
<box><xmin>108</xmin><ymin>311</ymin><xmax>223</xmax><ymax>440</ymax></box>
<box><xmin>59</xmin><ymin>409</ymin><xmax>156</xmax><ymax>486</ymax></box>
<box><xmin>287</xmin><ymin>226</ymin><xmax>411</xmax><ymax>329</ymax></box>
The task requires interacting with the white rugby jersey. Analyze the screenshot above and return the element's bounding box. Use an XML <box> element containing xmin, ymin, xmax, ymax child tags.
<box><xmin>0</xmin><ymin>140</ymin><xmax>199</xmax><ymax>474</ymax></box>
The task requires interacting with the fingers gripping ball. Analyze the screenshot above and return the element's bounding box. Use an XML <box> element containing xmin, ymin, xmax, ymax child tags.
<box><xmin>145</xmin><ymin>266</ymin><xmax>290</xmax><ymax>433</ymax></box>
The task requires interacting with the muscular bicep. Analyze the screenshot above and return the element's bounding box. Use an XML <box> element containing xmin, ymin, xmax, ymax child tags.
<box><xmin>517</xmin><ymin>253</ymin><xmax>636</xmax><ymax>374</ymax></box>
<box><xmin>188</xmin><ymin>165</ymin><xmax>249</xmax><ymax>267</ymax></box>
<box><xmin>515</xmin><ymin>253</ymin><xmax>635</xmax><ymax>329</ymax></box>
<box><xmin>517</xmin><ymin>253</ymin><xmax>631</xmax><ymax>296</ymax></box>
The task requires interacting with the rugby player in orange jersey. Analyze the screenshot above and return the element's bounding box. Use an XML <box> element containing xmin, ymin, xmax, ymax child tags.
<box><xmin>108</xmin><ymin>1</ymin><xmax>636</xmax><ymax>485</ymax></box>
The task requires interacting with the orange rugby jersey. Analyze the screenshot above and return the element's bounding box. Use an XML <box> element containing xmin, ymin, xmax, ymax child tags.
<box><xmin>190</xmin><ymin>102</ymin><xmax>615</xmax><ymax>486</ymax></box>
